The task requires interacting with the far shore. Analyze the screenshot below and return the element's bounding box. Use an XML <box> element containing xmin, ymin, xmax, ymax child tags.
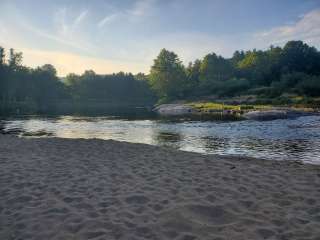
<box><xmin>1</xmin><ymin>134</ymin><xmax>320</xmax><ymax>239</ymax></box>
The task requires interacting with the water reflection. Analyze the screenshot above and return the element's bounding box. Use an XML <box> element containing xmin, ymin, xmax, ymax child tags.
<box><xmin>155</xmin><ymin>131</ymin><xmax>182</xmax><ymax>142</ymax></box>
<box><xmin>200</xmin><ymin>136</ymin><xmax>231</xmax><ymax>151</ymax></box>
<box><xmin>153</xmin><ymin>131</ymin><xmax>183</xmax><ymax>149</ymax></box>
<box><xmin>1</xmin><ymin>115</ymin><xmax>320</xmax><ymax>164</ymax></box>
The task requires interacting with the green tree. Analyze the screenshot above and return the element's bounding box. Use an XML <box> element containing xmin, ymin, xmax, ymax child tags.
<box><xmin>281</xmin><ymin>40</ymin><xmax>320</xmax><ymax>74</ymax></box>
<box><xmin>199</xmin><ymin>53</ymin><xmax>234</xmax><ymax>94</ymax></box>
<box><xmin>149</xmin><ymin>49</ymin><xmax>187</xmax><ymax>101</ymax></box>
<box><xmin>0</xmin><ymin>47</ymin><xmax>5</xmax><ymax>65</ymax></box>
<box><xmin>231</xmin><ymin>50</ymin><xmax>245</xmax><ymax>66</ymax></box>
<box><xmin>185</xmin><ymin>59</ymin><xmax>201</xmax><ymax>96</ymax></box>
<box><xmin>40</xmin><ymin>64</ymin><xmax>57</xmax><ymax>76</ymax></box>
<box><xmin>8</xmin><ymin>48</ymin><xmax>23</xmax><ymax>69</ymax></box>
<box><xmin>296</xmin><ymin>75</ymin><xmax>320</xmax><ymax>97</ymax></box>
<box><xmin>237</xmin><ymin>48</ymin><xmax>279</xmax><ymax>86</ymax></box>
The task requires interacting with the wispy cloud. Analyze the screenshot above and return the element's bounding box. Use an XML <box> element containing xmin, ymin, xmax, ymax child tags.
<box><xmin>54</xmin><ymin>8</ymin><xmax>89</xmax><ymax>37</ymax></box>
<box><xmin>253</xmin><ymin>9</ymin><xmax>320</xmax><ymax>47</ymax></box>
<box><xmin>54</xmin><ymin>7</ymin><xmax>69</xmax><ymax>36</ymax></box>
<box><xmin>97</xmin><ymin>13</ymin><xmax>117</xmax><ymax>28</ymax></box>
<box><xmin>128</xmin><ymin>0</ymin><xmax>156</xmax><ymax>17</ymax></box>
<box><xmin>0</xmin><ymin>6</ymin><xmax>97</xmax><ymax>55</ymax></box>
<box><xmin>97</xmin><ymin>0</ymin><xmax>156</xmax><ymax>28</ymax></box>
<box><xmin>20</xmin><ymin>21</ymin><xmax>94</xmax><ymax>53</ymax></box>
<box><xmin>74</xmin><ymin>10</ymin><xmax>88</xmax><ymax>26</ymax></box>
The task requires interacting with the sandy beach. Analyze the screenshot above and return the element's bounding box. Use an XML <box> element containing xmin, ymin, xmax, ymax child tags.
<box><xmin>0</xmin><ymin>134</ymin><xmax>320</xmax><ymax>240</ymax></box>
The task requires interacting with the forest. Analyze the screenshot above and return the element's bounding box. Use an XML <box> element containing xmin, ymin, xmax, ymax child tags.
<box><xmin>0</xmin><ymin>40</ymin><xmax>320</xmax><ymax>115</ymax></box>
<box><xmin>0</xmin><ymin>48</ymin><xmax>155</xmax><ymax>114</ymax></box>
<box><xmin>149</xmin><ymin>40</ymin><xmax>320</xmax><ymax>104</ymax></box>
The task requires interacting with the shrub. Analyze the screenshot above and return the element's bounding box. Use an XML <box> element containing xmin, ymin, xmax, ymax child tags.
<box><xmin>296</xmin><ymin>75</ymin><xmax>320</xmax><ymax>97</ymax></box>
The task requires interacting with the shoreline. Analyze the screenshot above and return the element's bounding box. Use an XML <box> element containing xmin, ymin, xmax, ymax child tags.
<box><xmin>1</xmin><ymin>135</ymin><xmax>320</xmax><ymax>239</ymax></box>
<box><xmin>154</xmin><ymin>103</ymin><xmax>320</xmax><ymax>121</ymax></box>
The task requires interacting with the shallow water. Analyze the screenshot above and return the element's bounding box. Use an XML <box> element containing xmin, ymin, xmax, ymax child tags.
<box><xmin>1</xmin><ymin>115</ymin><xmax>320</xmax><ymax>164</ymax></box>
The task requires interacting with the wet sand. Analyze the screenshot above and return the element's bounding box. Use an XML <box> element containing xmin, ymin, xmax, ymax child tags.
<box><xmin>0</xmin><ymin>134</ymin><xmax>320</xmax><ymax>240</ymax></box>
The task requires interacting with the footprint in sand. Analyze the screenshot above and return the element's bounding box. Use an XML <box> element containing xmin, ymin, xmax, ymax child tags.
<box><xmin>161</xmin><ymin>204</ymin><xmax>238</xmax><ymax>232</ymax></box>
<box><xmin>183</xmin><ymin>205</ymin><xmax>238</xmax><ymax>225</ymax></box>
<box><xmin>125</xmin><ymin>195</ymin><xmax>150</xmax><ymax>205</ymax></box>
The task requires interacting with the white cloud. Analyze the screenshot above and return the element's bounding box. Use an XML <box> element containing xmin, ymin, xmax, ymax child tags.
<box><xmin>0</xmin><ymin>3</ymin><xmax>94</xmax><ymax>53</ymax></box>
<box><xmin>54</xmin><ymin>8</ymin><xmax>69</xmax><ymax>36</ymax></box>
<box><xmin>253</xmin><ymin>9</ymin><xmax>320</xmax><ymax>48</ymax></box>
<box><xmin>98</xmin><ymin>14</ymin><xmax>117</xmax><ymax>28</ymax></box>
<box><xmin>54</xmin><ymin>8</ymin><xmax>89</xmax><ymax>37</ymax></box>
<box><xmin>74</xmin><ymin>10</ymin><xmax>88</xmax><ymax>26</ymax></box>
<box><xmin>97</xmin><ymin>0</ymin><xmax>156</xmax><ymax>28</ymax></box>
<box><xmin>127</xmin><ymin>0</ymin><xmax>156</xmax><ymax>17</ymax></box>
<box><xmin>19</xmin><ymin>20</ymin><xmax>95</xmax><ymax>53</ymax></box>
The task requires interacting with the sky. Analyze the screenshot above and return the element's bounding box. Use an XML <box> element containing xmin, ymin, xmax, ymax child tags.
<box><xmin>0</xmin><ymin>0</ymin><xmax>320</xmax><ymax>76</ymax></box>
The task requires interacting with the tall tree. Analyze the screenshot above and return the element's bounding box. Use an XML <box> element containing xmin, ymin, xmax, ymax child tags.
<box><xmin>281</xmin><ymin>40</ymin><xmax>320</xmax><ymax>75</ymax></box>
<box><xmin>185</xmin><ymin>59</ymin><xmax>201</xmax><ymax>95</ymax></box>
<box><xmin>8</xmin><ymin>48</ymin><xmax>23</xmax><ymax>69</ymax></box>
<box><xmin>149</xmin><ymin>49</ymin><xmax>187</xmax><ymax>101</ymax></box>
<box><xmin>0</xmin><ymin>47</ymin><xmax>5</xmax><ymax>65</ymax></box>
<box><xmin>198</xmin><ymin>53</ymin><xmax>234</xmax><ymax>94</ymax></box>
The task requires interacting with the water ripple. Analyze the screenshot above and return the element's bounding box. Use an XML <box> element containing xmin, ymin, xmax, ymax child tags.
<box><xmin>2</xmin><ymin>115</ymin><xmax>320</xmax><ymax>164</ymax></box>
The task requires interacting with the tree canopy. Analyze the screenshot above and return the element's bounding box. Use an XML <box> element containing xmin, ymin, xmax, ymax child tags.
<box><xmin>0</xmin><ymin>40</ymin><xmax>320</xmax><ymax>115</ymax></box>
<box><xmin>149</xmin><ymin>41</ymin><xmax>320</xmax><ymax>101</ymax></box>
<box><xmin>149</xmin><ymin>49</ymin><xmax>187</xmax><ymax>102</ymax></box>
<box><xmin>0</xmin><ymin>48</ymin><xmax>156</xmax><ymax>114</ymax></box>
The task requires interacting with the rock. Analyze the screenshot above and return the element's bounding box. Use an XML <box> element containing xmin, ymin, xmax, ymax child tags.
<box><xmin>243</xmin><ymin>110</ymin><xmax>288</xmax><ymax>121</ymax></box>
<box><xmin>243</xmin><ymin>109</ymin><xmax>318</xmax><ymax>121</ymax></box>
<box><xmin>154</xmin><ymin>104</ymin><xmax>195</xmax><ymax>116</ymax></box>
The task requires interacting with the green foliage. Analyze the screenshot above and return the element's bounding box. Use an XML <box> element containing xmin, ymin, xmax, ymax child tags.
<box><xmin>236</xmin><ymin>48</ymin><xmax>280</xmax><ymax>86</ymax></box>
<box><xmin>149</xmin><ymin>49</ymin><xmax>187</xmax><ymax>102</ymax></box>
<box><xmin>0</xmin><ymin>47</ymin><xmax>156</xmax><ymax>115</ymax></box>
<box><xmin>281</xmin><ymin>41</ymin><xmax>320</xmax><ymax>74</ymax></box>
<box><xmin>271</xmin><ymin>96</ymin><xmax>293</xmax><ymax>105</ymax></box>
<box><xmin>66</xmin><ymin>71</ymin><xmax>156</xmax><ymax>104</ymax></box>
<box><xmin>189</xmin><ymin>102</ymin><xmax>271</xmax><ymax>111</ymax></box>
<box><xmin>278</xmin><ymin>72</ymin><xmax>308</xmax><ymax>89</ymax></box>
<box><xmin>8</xmin><ymin>48</ymin><xmax>23</xmax><ymax>69</ymax></box>
<box><xmin>231</xmin><ymin>51</ymin><xmax>245</xmax><ymax>66</ymax></box>
<box><xmin>249</xmin><ymin>85</ymin><xmax>289</xmax><ymax>98</ymax></box>
<box><xmin>296</xmin><ymin>75</ymin><xmax>320</xmax><ymax>97</ymax></box>
<box><xmin>149</xmin><ymin>40</ymin><xmax>320</xmax><ymax>102</ymax></box>
<box><xmin>185</xmin><ymin>59</ymin><xmax>201</xmax><ymax>95</ymax></box>
<box><xmin>0</xmin><ymin>47</ymin><xmax>5</xmax><ymax>65</ymax></box>
<box><xmin>1</xmin><ymin>40</ymin><xmax>320</xmax><ymax>115</ymax></box>
<box><xmin>214</xmin><ymin>78</ymin><xmax>250</xmax><ymax>97</ymax></box>
<box><xmin>199</xmin><ymin>53</ymin><xmax>233</xmax><ymax>93</ymax></box>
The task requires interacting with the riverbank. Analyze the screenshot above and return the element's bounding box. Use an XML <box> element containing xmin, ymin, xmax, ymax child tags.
<box><xmin>154</xmin><ymin>101</ymin><xmax>319</xmax><ymax>121</ymax></box>
<box><xmin>1</xmin><ymin>135</ymin><xmax>320</xmax><ymax>239</ymax></box>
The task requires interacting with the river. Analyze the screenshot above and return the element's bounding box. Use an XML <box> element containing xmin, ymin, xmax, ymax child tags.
<box><xmin>1</xmin><ymin>115</ymin><xmax>320</xmax><ymax>164</ymax></box>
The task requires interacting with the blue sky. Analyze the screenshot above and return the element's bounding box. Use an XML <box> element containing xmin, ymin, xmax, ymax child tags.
<box><xmin>0</xmin><ymin>0</ymin><xmax>319</xmax><ymax>76</ymax></box>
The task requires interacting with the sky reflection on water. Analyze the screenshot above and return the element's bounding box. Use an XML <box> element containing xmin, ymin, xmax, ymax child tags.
<box><xmin>2</xmin><ymin>115</ymin><xmax>320</xmax><ymax>164</ymax></box>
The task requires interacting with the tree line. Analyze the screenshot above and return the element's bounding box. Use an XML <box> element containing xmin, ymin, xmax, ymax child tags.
<box><xmin>149</xmin><ymin>40</ymin><xmax>320</xmax><ymax>103</ymax></box>
<box><xmin>0</xmin><ymin>40</ymin><xmax>320</xmax><ymax>114</ymax></box>
<box><xmin>0</xmin><ymin>47</ymin><xmax>155</xmax><ymax>114</ymax></box>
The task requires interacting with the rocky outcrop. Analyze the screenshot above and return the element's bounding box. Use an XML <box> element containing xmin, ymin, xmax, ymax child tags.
<box><xmin>155</xmin><ymin>104</ymin><xmax>318</xmax><ymax>121</ymax></box>
<box><xmin>154</xmin><ymin>104</ymin><xmax>196</xmax><ymax>116</ymax></box>
<box><xmin>243</xmin><ymin>109</ymin><xmax>316</xmax><ymax>121</ymax></box>
<box><xmin>243</xmin><ymin>110</ymin><xmax>287</xmax><ymax>121</ymax></box>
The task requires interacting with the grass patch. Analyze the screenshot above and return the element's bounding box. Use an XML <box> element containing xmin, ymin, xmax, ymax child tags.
<box><xmin>188</xmin><ymin>102</ymin><xmax>271</xmax><ymax>112</ymax></box>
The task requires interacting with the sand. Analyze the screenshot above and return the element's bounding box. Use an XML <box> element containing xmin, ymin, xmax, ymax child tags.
<box><xmin>0</xmin><ymin>134</ymin><xmax>320</xmax><ymax>240</ymax></box>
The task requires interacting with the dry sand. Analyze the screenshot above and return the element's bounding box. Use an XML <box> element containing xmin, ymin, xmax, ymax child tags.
<box><xmin>0</xmin><ymin>134</ymin><xmax>320</xmax><ymax>240</ymax></box>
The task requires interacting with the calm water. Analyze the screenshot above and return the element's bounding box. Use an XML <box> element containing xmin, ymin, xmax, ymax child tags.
<box><xmin>1</xmin><ymin>115</ymin><xmax>320</xmax><ymax>164</ymax></box>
